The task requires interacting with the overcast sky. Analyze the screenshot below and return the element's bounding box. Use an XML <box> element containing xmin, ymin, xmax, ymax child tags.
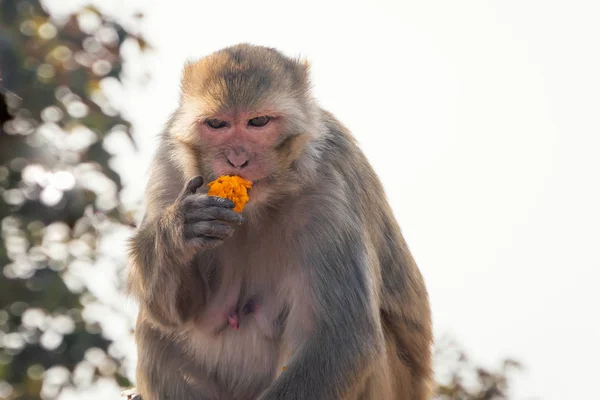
<box><xmin>46</xmin><ymin>1</ymin><xmax>600</xmax><ymax>399</ymax></box>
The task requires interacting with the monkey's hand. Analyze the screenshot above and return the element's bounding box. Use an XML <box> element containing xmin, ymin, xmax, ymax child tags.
<box><xmin>176</xmin><ymin>176</ymin><xmax>244</xmax><ymax>251</ymax></box>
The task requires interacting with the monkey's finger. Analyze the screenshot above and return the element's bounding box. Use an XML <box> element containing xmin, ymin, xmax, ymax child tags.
<box><xmin>183</xmin><ymin>176</ymin><xmax>204</xmax><ymax>196</ymax></box>
<box><xmin>181</xmin><ymin>194</ymin><xmax>235</xmax><ymax>212</ymax></box>
<box><xmin>185</xmin><ymin>207</ymin><xmax>244</xmax><ymax>224</ymax></box>
<box><xmin>184</xmin><ymin>221</ymin><xmax>235</xmax><ymax>240</ymax></box>
<box><xmin>202</xmin><ymin>195</ymin><xmax>236</xmax><ymax>209</ymax></box>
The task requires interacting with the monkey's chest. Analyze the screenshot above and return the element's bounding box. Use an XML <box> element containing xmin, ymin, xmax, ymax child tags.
<box><xmin>185</xmin><ymin>236</ymin><xmax>299</xmax><ymax>389</ymax></box>
<box><xmin>203</xmin><ymin>289</ymin><xmax>285</xmax><ymax>339</ymax></box>
<box><xmin>198</xmin><ymin>237</ymin><xmax>295</xmax><ymax>339</ymax></box>
<box><xmin>185</xmin><ymin>286</ymin><xmax>287</xmax><ymax>392</ymax></box>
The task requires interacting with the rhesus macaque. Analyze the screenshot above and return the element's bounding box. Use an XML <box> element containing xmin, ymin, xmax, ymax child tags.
<box><xmin>127</xmin><ymin>44</ymin><xmax>433</xmax><ymax>400</ymax></box>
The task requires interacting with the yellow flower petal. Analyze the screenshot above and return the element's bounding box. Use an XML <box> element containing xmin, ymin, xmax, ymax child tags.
<box><xmin>207</xmin><ymin>175</ymin><xmax>253</xmax><ymax>212</ymax></box>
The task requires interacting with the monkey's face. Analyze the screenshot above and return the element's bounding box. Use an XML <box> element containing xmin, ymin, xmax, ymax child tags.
<box><xmin>195</xmin><ymin>110</ymin><xmax>287</xmax><ymax>183</ymax></box>
<box><xmin>172</xmin><ymin>44</ymin><xmax>317</xmax><ymax>195</ymax></box>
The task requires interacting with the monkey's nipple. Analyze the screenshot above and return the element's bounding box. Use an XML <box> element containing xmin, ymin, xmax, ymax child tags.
<box><xmin>227</xmin><ymin>311</ymin><xmax>239</xmax><ymax>330</ymax></box>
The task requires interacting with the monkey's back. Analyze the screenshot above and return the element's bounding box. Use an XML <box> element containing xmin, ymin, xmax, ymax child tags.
<box><xmin>317</xmin><ymin>109</ymin><xmax>434</xmax><ymax>398</ymax></box>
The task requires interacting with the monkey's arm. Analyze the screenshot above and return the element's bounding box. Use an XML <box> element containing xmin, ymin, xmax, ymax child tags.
<box><xmin>127</xmin><ymin>143</ymin><xmax>241</xmax><ymax>329</ymax></box>
<box><xmin>260</xmin><ymin>209</ymin><xmax>383</xmax><ymax>400</ymax></box>
<box><xmin>126</xmin><ymin>140</ymin><xmax>204</xmax><ymax>328</ymax></box>
<box><xmin>128</xmin><ymin>186</ymin><xmax>240</xmax><ymax>329</ymax></box>
<box><xmin>127</xmin><ymin>207</ymin><xmax>206</xmax><ymax>328</ymax></box>
<box><xmin>126</xmin><ymin>144</ymin><xmax>188</xmax><ymax>327</ymax></box>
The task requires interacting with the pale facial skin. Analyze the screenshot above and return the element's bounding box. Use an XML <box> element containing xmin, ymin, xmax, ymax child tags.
<box><xmin>198</xmin><ymin>111</ymin><xmax>284</xmax><ymax>183</ymax></box>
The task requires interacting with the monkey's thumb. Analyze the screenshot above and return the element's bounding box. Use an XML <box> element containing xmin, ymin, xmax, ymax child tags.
<box><xmin>184</xmin><ymin>176</ymin><xmax>204</xmax><ymax>195</ymax></box>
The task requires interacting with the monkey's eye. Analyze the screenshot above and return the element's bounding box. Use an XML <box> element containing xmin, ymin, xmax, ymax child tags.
<box><xmin>248</xmin><ymin>116</ymin><xmax>270</xmax><ymax>127</ymax></box>
<box><xmin>205</xmin><ymin>118</ymin><xmax>228</xmax><ymax>129</ymax></box>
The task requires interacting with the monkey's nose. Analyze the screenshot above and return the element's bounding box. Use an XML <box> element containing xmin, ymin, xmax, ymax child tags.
<box><xmin>226</xmin><ymin>153</ymin><xmax>249</xmax><ymax>168</ymax></box>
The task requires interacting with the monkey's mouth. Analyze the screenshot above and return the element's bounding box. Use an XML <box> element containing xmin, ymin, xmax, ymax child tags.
<box><xmin>248</xmin><ymin>175</ymin><xmax>276</xmax><ymax>188</ymax></box>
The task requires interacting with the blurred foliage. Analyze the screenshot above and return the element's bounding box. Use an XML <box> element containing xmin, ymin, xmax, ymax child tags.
<box><xmin>0</xmin><ymin>0</ymin><xmax>144</xmax><ymax>398</ymax></box>
<box><xmin>434</xmin><ymin>337</ymin><xmax>522</xmax><ymax>400</ymax></box>
<box><xmin>0</xmin><ymin>0</ymin><xmax>522</xmax><ymax>399</ymax></box>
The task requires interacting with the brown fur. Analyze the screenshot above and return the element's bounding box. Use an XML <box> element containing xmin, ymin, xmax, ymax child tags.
<box><xmin>127</xmin><ymin>43</ymin><xmax>433</xmax><ymax>400</ymax></box>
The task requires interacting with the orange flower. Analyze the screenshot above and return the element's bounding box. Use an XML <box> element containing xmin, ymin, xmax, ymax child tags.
<box><xmin>207</xmin><ymin>175</ymin><xmax>253</xmax><ymax>212</ymax></box>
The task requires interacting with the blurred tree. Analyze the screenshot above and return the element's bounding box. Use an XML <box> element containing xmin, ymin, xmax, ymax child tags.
<box><xmin>434</xmin><ymin>337</ymin><xmax>522</xmax><ymax>400</ymax></box>
<box><xmin>0</xmin><ymin>0</ymin><xmax>145</xmax><ymax>398</ymax></box>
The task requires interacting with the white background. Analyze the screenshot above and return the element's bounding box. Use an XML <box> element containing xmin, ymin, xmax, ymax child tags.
<box><xmin>46</xmin><ymin>1</ymin><xmax>600</xmax><ymax>399</ymax></box>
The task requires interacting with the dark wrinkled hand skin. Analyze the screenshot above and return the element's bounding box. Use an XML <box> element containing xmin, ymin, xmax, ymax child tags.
<box><xmin>177</xmin><ymin>176</ymin><xmax>244</xmax><ymax>251</ymax></box>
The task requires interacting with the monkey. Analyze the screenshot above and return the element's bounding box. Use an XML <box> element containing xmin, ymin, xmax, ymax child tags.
<box><xmin>126</xmin><ymin>43</ymin><xmax>433</xmax><ymax>400</ymax></box>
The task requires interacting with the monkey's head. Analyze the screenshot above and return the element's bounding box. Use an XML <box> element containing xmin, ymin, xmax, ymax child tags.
<box><xmin>171</xmin><ymin>44</ymin><xmax>321</xmax><ymax>204</ymax></box>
